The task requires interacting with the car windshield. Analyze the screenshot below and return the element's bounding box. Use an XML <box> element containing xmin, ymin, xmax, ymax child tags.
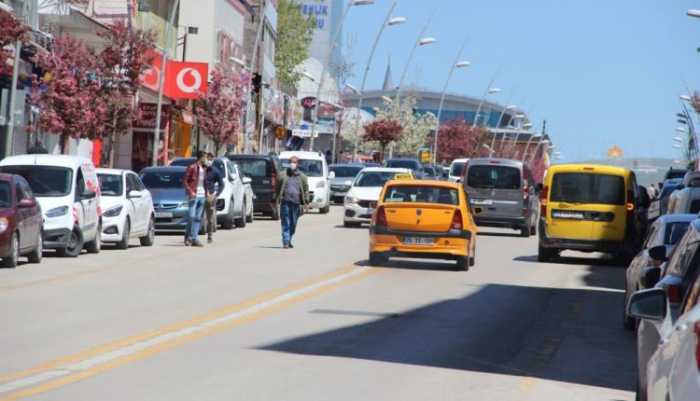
<box><xmin>329</xmin><ymin>165</ymin><xmax>364</xmax><ymax>178</ymax></box>
<box><xmin>354</xmin><ymin>171</ymin><xmax>406</xmax><ymax>187</ymax></box>
<box><xmin>0</xmin><ymin>181</ymin><xmax>11</xmax><ymax>207</ymax></box>
<box><xmin>422</xmin><ymin>166</ymin><xmax>436</xmax><ymax>176</ymax></box>
<box><xmin>281</xmin><ymin>159</ymin><xmax>323</xmax><ymax>177</ymax></box>
<box><xmin>550</xmin><ymin>173</ymin><xmax>625</xmax><ymax>205</ymax></box>
<box><xmin>97</xmin><ymin>174</ymin><xmax>123</xmax><ymax>197</ymax></box>
<box><xmin>233</xmin><ymin>159</ymin><xmax>268</xmax><ymax>177</ymax></box>
<box><xmin>386</xmin><ymin>160</ymin><xmax>418</xmax><ymax>170</ymax></box>
<box><xmin>667</xmin><ymin>170</ymin><xmax>689</xmax><ymax>180</ymax></box>
<box><xmin>467</xmin><ymin>165</ymin><xmax>521</xmax><ymax>190</ymax></box>
<box><xmin>0</xmin><ymin>165</ymin><xmax>72</xmax><ymax>197</ymax></box>
<box><xmin>659</xmin><ymin>179</ymin><xmax>682</xmax><ymax>199</ymax></box>
<box><xmin>383</xmin><ymin>185</ymin><xmax>459</xmax><ymax>205</ymax></box>
<box><xmin>665</xmin><ymin>222</ymin><xmax>691</xmax><ymax>245</ymax></box>
<box><xmin>140</xmin><ymin>171</ymin><xmax>185</xmax><ymax>189</ymax></box>
<box><xmin>450</xmin><ymin>162</ymin><xmax>465</xmax><ymax>176</ymax></box>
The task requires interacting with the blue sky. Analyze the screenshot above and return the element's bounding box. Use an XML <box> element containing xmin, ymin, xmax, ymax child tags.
<box><xmin>342</xmin><ymin>0</ymin><xmax>700</xmax><ymax>162</ymax></box>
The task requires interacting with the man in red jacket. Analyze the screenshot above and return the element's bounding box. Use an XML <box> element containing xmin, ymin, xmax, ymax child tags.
<box><xmin>183</xmin><ymin>150</ymin><xmax>208</xmax><ymax>246</ymax></box>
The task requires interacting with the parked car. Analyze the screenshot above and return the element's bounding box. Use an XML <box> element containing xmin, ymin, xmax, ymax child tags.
<box><xmin>664</xmin><ymin>167</ymin><xmax>690</xmax><ymax>181</ymax></box>
<box><xmin>679</xmin><ymin>170</ymin><xmax>700</xmax><ymax>189</ymax></box>
<box><xmin>97</xmin><ymin>169</ymin><xmax>155</xmax><ymax>249</ymax></box>
<box><xmin>343</xmin><ymin>168</ymin><xmax>413</xmax><ymax>227</ymax></box>
<box><xmin>227</xmin><ymin>153</ymin><xmax>283</xmax><ymax>220</ymax></box>
<box><xmin>648</xmin><ymin>178</ymin><xmax>683</xmax><ymax>221</ymax></box>
<box><xmin>368</xmin><ymin>180</ymin><xmax>479</xmax><ymax>270</ymax></box>
<box><xmin>448</xmin><ymin>158</ymin><xmax>468</xmax><ymax>182</ymax></box>
<box><xmin>169</xmin><ymin>157</ymin><xmax>250</xmax><ymax>228</ymax></box>
<box><xmin>623</xmin><ymin>214</ymin><xmax>695</xmax><ymax>330</ymax></box>
<box><xmin>538</xmin><ymin>164</ymin><xmax>647</xmax><ymax>262</ymax></box>
<box><xmin>0</xmin><ymin>173</ymin><xmax>43</xmax><ymax>267</ymax></box>
<box><xmin>463</xmin><ymin>158</ymin><xmax>540</xmax><ymax>238</ymax></box>
<box><xmin>630</xmin><ymin>219</ymin><xmax>700</xmax><ymax>400</ymax></box>
<box><xmin>329</xmin><ymin>164</ymin><xmax>365</xmax><ymax>204</ymax></box>
<box><xmin>421</xmin><ymin>164</ymin><xmax>438</xmax><ymax>180</ymax></box>
<box><xmin>666</xmin><ymin>187</ymin><xmax>700</xmax><ymax>215</ymax></box>
<box><xmin>635</xmin><ymin>271</ymin><xmax>700</xmax><ymax>401</ymax></box>
<box><xmin>0</xmin><ymin>155</ymin><xmax>102</xmax><ymax>257</ymax></box>
<box><xmin>140</xmin><ymin>167</ymin><xmax>190</xmax><ymax>232</ymax></box>
<box><xmin>279</xmin><ymin>151</ymin><xmax>334</xmax><ymax>214</ymax></box>
<box><xmin>239</xmin><ymin>162</ymin><xmax>255</xmax><ymax>224</ymax></box>
<box><xmin>385</xmin><ymin>158</ymin><xmax>424</xmax><ymax>179</ymax></box>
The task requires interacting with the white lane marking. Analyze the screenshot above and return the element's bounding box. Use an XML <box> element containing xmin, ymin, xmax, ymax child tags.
<box><xmin>0</xmin><ymin>266</ymin><xmax>371</xmax><ymax>395</ymax></box>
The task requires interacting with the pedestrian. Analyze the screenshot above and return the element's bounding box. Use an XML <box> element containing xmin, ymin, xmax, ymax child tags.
<box><xmin>271</xmin><ymin>156</ymin><xmax>309</xmax><ymax>249</ymax></box>
<box><xmin>183</xmin><ymin>150</ymin><xmax>208</xmax><ymax>247</ymax></box>
<box><xmin>325</xmin><ymin>149</ymin><xmax>333</xmax><ymax>165</ymax></box>
<box><xmin>204</xmin><ymin>152</ymin><xmax>225</xmax><ymax>244</ymax></box>
<box><xmin>27</xmin><ymin>137</ymin><xmax>48</xmax><ymax>154</ymax></box>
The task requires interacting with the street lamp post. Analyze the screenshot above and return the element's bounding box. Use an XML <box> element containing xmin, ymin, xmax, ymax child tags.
<box><xmin>394</xmin><ymin>11</ymin><xmax>437</xmax><ymax>104</ymax></box>
<box><xmin>152</xmin><ymin>0</ymin><xmax>180</xmax><ymax>166</ymax></box>
<box><xmin>433</xmin><ymin>41</ymin><xmax>470</xmax><ymax>165</ymax></box>
<box><xmin>309</xmin><ymin>0</ymin><xmax>375</xmax><ymax>152</ymax></box>
<box><xmin>521</xmin><ymin>130</ymin><xmax>541</xmax><ymax>161</ymax></box>
<box><xmin>351</xmin><ymin>1</ymin><xmax>404</xmax><ymax>163</ymax></box>
<box><xmin>488</xmin><ymin>101</ymin><xmax>516</xmax><ymax>158</ymax></box>
<box><xmin>530</xmin><ymin>139</ymin><xmax>550</xmax><ymax>163</ymax></box>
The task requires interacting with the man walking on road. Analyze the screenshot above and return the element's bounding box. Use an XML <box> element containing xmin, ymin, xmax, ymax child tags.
<box><xmin>183</xmin><ymin>151</ymin><xmax>208</xmax><ymax>247</ymax></box>
<box><xmin>271</xmin><ymin>156</ymin><xmax>309</xmax><ymax>249</ymax></box>
<box><xmin>204</xmin><ymin>152</ymin><xmax>225</xmax><ymax>244</ymax></box>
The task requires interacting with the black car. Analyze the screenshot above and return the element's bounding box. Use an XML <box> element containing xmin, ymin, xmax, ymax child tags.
<box><xmin>226</xmin><ymin>154</ymin><xmax>283</xmax><ymax>220</ymax></box>
<box><xmin>385</xmin><ymin>158</ymin><xmax>424</xmax><ymax>179</ymax></box>
<box><xmin>664</xmin><ymin>167</ymin><xmax>689</xmax><ymax>181</ymax></box>
<box><xmin>421</xmin><ymin>164</ymin><xmax>438</xmax><ymax>180</ymax></box>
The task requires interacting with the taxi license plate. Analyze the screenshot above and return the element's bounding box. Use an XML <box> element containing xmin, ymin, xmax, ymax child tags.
<box><xmin>402</xmin><ymin>237</ymin><xmax>434</xmax><ymax>245</ymax></box>
<box><xmin>471</xmin><ymin>199</ymin><xmax>493</xmax><ymax>206</ymax></box>
<box><xmin>155</xmin><ymin>212</ymin><xmax>173</xmax><ymax>218</ymax></box>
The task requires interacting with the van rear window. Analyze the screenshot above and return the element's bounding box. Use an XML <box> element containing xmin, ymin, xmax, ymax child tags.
<box><xmin>551</xmin><ymin>173</ymin><xmax>624</xmax><ymax>205</ymax></box>
<box><xmin>467</xmin><ymin>165</ymin><xmax>520</xmax><ymax>190</ymax></box>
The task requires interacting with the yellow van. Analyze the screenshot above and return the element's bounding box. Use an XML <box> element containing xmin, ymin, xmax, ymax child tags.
<box><xmin>538</xmin><ymin>164</ymin><xmax>646</xmax><ymax>262</ymax></box>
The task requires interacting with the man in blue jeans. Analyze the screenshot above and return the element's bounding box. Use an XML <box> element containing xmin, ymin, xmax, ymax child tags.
<box><xmin>271</xmin><ymin>156</ymin><xmax>310</xmax><ymax>249</ymax></box>
<box><xmin>183</xmin><ymin>151</ymin><xmax>208</xmax><ymax>247</ymax></box>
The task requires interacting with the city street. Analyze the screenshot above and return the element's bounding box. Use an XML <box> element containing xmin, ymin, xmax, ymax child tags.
<box><xmin>0</xmin><ymin>207</ymin><xmax>635</xmax><ymax>401</ymax></box>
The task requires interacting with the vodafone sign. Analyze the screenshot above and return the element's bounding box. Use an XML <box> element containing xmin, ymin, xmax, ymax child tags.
<box><xmin>168</xmin><ymin>62</ymin><xmax>208</xmax><ymax>99</ymax></box>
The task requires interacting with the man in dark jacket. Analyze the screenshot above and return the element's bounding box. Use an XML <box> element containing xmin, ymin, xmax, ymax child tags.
<box><xmin>183</xmin><ymin>150</ymin><xmax>208</xmax><ymax>247</ymax></box>
<box><xmin>270</xmin><ymin>156</ymin><xmax>309</xmax><ymax>248</ymax></box>
<box><xmin>204</xmin><ymin>152</ymin><xmax>225</xmax><ymax>244</ymax></box>
<box><xmin>27</xmin><ymin>138</ymin><xmax>49</xmax><ymax>154</ymax></box>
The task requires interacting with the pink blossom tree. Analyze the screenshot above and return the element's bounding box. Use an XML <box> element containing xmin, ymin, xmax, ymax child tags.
<box><xmin>0</xmin><ymin>11</ymin><xmax>29</xmax><ymax>77</ymax></box>
<box><xmin>436</xmin><ymin>117</ymin><xmax>491</xmax><ymax>163</ymax></box>
<box><xmin>362</xmin><ymin>119</ymin><xmax>403</xmax><ymax>162</ymax></box>
<box><xmin>196</xmin><ymin>66</ymin><xmax>246</xmax><ymax>154</ymax></box>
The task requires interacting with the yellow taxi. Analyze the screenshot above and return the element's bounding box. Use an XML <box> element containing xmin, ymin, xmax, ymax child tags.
<box><xmin>369</xmin><ymin>180</ymin><xmax>479</xmax><ymax>271</ymax></box>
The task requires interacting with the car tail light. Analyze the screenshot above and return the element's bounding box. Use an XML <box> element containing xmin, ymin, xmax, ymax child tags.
<box><xmin>694</xmin><ymin>322</ymin><xmax>700</xmax><ymax>371</ymax></box>
<box><xmin>271</xmin><ymin>172</ymin><xmax>277</xmax><ymax>192</ymax></box>
<box><xmin>523</xmin><ymin>170</ymin><xmax>529</xmax><ymax>195</ymax></box>
<box><xmin>375</xmin><ymin>206</ymin><xmax>388</xmax><ymax>227</ymax></box>
<box><xmin>522</xmin><ymin>208</ymin><xmax>529</xmax><ymax>217</ymax></box>
<box><xmin>540</xmin><ymin>185</ymin><xmax>549</xmax><ymax>217</ymax></box>
<box><xmin>667</xmin><ymin>284</ymin><xmax>683</xmax><ymax>306</ymax></box>
<box><xmin>627</xmin><ymin>190</ymin><xmax>635</xmax><ymax>222</ymax></box>
<box><xmin>451</xmin><ymin>209</ymin><xmax>463</xmax><ymax>230</ymax></box>
<box><xmin>460</xmin><ymin>164</ymin><xmax>467</xmax><ymax>177</ymax></box>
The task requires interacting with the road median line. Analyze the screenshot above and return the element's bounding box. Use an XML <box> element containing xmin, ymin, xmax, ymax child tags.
<box><xmin>0</xmin><ymin>264</ymin><xmax>377</xmax><ymax>400</ymax></box>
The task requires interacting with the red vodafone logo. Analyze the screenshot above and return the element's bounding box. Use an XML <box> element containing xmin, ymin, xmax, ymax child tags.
<box><xmin>168</xmin><ymin>62</ymin><xmax>208</xmax><ymax>99</ymax></box>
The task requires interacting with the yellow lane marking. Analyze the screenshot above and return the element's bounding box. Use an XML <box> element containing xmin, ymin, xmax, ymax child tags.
<box><xmin>0</xmin><ymin>264</ymin><xmax>378</xmax><ymax>400</ymax></box>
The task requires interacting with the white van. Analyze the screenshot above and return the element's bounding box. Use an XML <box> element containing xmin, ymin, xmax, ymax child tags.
<box><xmin>0</xmin><ymin>155</ymin><xmax>102</xmax><ymax>257</ymax></box>
<box><xmin>448</xmin><ymin>158</ymin><xmax>469</xmax><ymax>182</ymax></box>
<box><xmin>279</xmin><ymin>151</ymin><xmax>335</xmax><ymax>213</ymax></box>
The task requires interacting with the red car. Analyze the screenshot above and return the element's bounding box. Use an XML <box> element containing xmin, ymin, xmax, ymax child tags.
<box><xmin>0</xmin><ymin>173</ymin><xmax>43</xmax><ymax>267</ymax></box>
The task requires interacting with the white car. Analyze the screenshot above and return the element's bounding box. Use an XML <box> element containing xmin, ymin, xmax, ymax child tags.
<box><xmin>169</xmin><ymin>157</ymin><xmax>251</xmax><ymax>228</ymax></box>
<box><xmin>279</xmin><ymin>151</ymin><xmax>334</xmax><ymax>214</ymax></box>
<box><xmin>235</xmin><ymin>163</ymin><xmax>255</xmax><ymax>224</ymax></box>
<box><xmin>448</xmin><ymin>158</ymin><xmax>468</xmax><ymax>182</ymax></box>
<box><xmin>97</xmin><ymin>169</ymin><xmax>155</xmax><ymax>249</ymax></box>
<box><xmin>629</xmin><ymin>272</ymin><xmax>700</xmax><ymax>401</ymax></box>
<box><xmin>343</xmin><ymin>167</ymin><xmax>412</xmax><ymax>227</ymax></box>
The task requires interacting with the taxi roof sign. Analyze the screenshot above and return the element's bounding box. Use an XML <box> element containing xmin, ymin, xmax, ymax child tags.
<box><xmin>394</xmin><ymin>173</ymin><xmax>413</xmax><ymax>180</ymax></box>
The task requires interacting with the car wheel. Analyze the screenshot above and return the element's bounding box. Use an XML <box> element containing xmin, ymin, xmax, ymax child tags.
<box><xmin>520</xmin><ymin>224</ymin><xmax>531</xmax><ymax>238</ymax></box>
<box><xmin>623</xmin><ymin>288</ymin><xmax>636</xmax><ymax>331</ymax></box>
<box><xmin>1</xmin><ymin>232</ymin><xmax>19</xmax><ymax>268</ymax></box>
<box><xmin>57</xmin><ymin>227</ymin><xmax>83</xmax><ymax>257</ymax></box>
<box><xmin>246</xmin><ymin>204</ymin><xmax>254</xmax><ymax>223</ymax></box>
<box><xmin>139</xmin><ymin>215</ymin><xmax>155</xmax><ymax>247</ymax></box>
<box><xmin>222</xmin><ymin>199</ymin><xmax>235</xmax><ymax>230</ymax></box>
<box><xmin>369</xmin><ymin>252</ymin><xmax>387</xmax><ymax>266</ymax></box>
<box><xmin>271</xmin><ymin>204</ymin><xmax>281</xmax><ymax>221</ymax></box>
<box><xmin>530</xmin><ymin>223</ymin><xmax>537</xmax><ymax>236</ymax></box>
<box><xmin>320</xmin><ymin>204</ymin><xmax>330</xmax><ymax>214</ymax></box>
<box><xmin>116</xmin><ymin>219</ymin><xmax>130</xmax><ymax>250</ymax></box>
<box><xmin>85</xmin><ymin>223</ymin><xmax>101</xmax><ymax>254</ymax></box>
<box><xmin>27</xmin><ymin>230</ymin><xmax>43</xmax><ymax>264</ymax></box>
<box><xmin>538</xmin><ymin>243</ymin><xmax>553</xmax><ymax>263</ymax></box>
<box><xmin>456</xmin><ymin>256</ymin><xmax>470</xmax><ymax>271</ymax></box>
<box><xmin>469</xmin><ymin>248</ymin><xmax>476</xmax><ymax>267</ymax></box>
<box><xmin>235</xmin><ymin>200</ymin><xmax>247</xmax><ymax>228</ymax></box>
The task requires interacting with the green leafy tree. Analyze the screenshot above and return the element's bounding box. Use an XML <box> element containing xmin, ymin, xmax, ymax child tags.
<box><xmin>376</xmin><ymin>97</ymin><xmax>437</xmax><ymax>156</ymax></box>
<box><xmin>275</xmin><ymin>0</ymin><xmax>315</xmax><ymax>86</ymax></box>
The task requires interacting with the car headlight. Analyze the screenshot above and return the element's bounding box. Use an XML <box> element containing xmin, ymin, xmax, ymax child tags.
<box><xmin>103</xmin><ymin>205</ymin><xmax>123</xmax><ymax>217</ymax></box>
<box><xmin>345</xmin><ymin>196</ymin><xmax>359</xmax><ymax>205</ymax></box>
<box><xmin>0</xmin><ymin>217</ymin><xmax>8</xmax><ymax>234</ymax></box>
<box><xmin>45</xmin><ymin>206</ymin><xmax>69</xmax><ymax>218</ymax></box>
<box><xmin>178</xmin><ymin>201</ymin><xmax>189</xmax><ymax>208</ymax></box>
<box><xmin>316</xmin><ymin>181</ymin><xmax>326</xmax><ymax>189</ymax></box>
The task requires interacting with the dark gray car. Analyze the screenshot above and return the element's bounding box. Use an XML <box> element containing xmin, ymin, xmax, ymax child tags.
<box><xmin>462</xmin><ymin>158</ymin><xmax>540</xmax><ymax>237</ymax></box>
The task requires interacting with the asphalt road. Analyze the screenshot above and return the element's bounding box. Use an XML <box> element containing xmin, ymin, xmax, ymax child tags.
<box><xmin>0</xmin><ymin>206</ymin><xmax>636</xmax><ymax>401</ymax></box>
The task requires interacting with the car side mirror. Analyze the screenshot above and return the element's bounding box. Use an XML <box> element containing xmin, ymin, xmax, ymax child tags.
<box><xmin>81</xmin><ymin>189</ymin><xmax>97</xmax><ymax>200</ymax></box>
<box><xmin>640</xmin><ymin>266</ymin><xmax>662</xmax><ymax>289</ymax></box>
<box><xmin>676</xmin><ymin>184</ymin><xmax>685</xmax><ymax>190</ymax></box>
<box><xmin>627</xmin><ymin>288</ymin><xmax>668</xmax><ymax>321</ymax></box>
<box><xmin>648</xmin><ymin>245</ymin><xmax>667</xmax><ymax>262</ymax></box>
<box><xmin>128</xmin><ymin>190</ymin><xmax>143</xmax><ymax>199</ymax></box>
<box><xmin>242</xmin><ymin>177</ymin><xmax>252</xmax><ymax>185</ymax></box>
<box><xmin>472</xmin><ymin>207</ymin><xmax>483</xmax><ymax>215</ymax></box>
<box><xmin>456</xmin><ymin>178</ymin><xmax>461</xmax><ymax>183</ymax></box>
<box><xmin>329</xmin><ymin>171</ymin><xmax>336</xmax><ymax>179</ymax></box>
<box><xmin>18</xmin><ymin>199</ymin><xmax>37</xmax><ymax>208</ymax></box>
<box><xmin>229</xmin><ymin>173</ymin><xmax>237</xmax><ymax>182</ymax></box>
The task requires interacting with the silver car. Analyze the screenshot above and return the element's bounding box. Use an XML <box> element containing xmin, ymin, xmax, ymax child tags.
<box><xmin>462</xmin><ymin>158</ymin><xmax>540</xmax><ymax>237</ymax></box>
<box><xmin>329</xmin><ymin>164</ymin><xmax>365</xmax><ymax>204</ymax></box>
